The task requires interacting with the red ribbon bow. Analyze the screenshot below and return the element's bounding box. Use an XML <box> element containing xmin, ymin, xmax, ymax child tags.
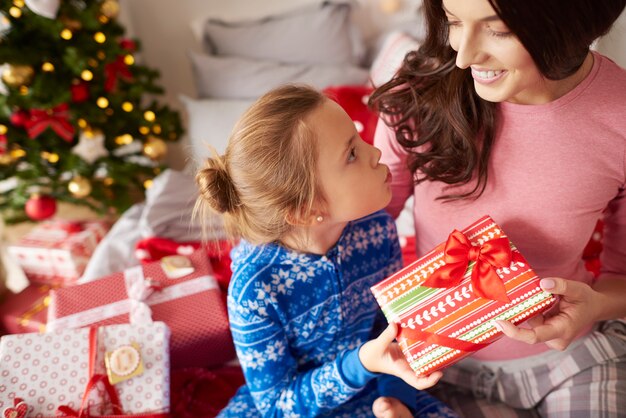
<box><xmin>25</xmin><ymin>103</ymin><xmax>75</xmax><ymax>142</ymax></box>
<box><xmin>422</xmin><ymin>229</ymin><xmax>514</xmax><ymax>303</ymax></box>
<box><xmin>104</xmin><ymin>56</ymin><xmax>133</xmax><ymax>92</ymax></box>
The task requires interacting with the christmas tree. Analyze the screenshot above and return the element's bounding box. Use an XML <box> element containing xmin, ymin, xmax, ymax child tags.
<box><xmin>0</xmin><ymin>0</ymin><xmax>183</xmax><ymax>223</ymax></box>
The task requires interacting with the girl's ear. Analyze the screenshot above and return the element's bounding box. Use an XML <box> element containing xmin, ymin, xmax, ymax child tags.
<box><xmin>285</xmin><ymin>209</ymin><xmax>324</xmax><ymax>226</ymax></box>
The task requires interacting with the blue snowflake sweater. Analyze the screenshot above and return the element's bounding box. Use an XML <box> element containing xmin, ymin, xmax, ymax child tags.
<box><xmin>218</xmin><ymin>210</ymin><xmax>458</xmax><ymax>417</ymax></box>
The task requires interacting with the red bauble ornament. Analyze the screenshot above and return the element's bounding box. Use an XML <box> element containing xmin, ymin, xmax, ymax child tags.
<box><xmin>120</xmin><ymin>38</ymin><xmax>136</xmax><ymax>51</ymax></box>
<box><xmin>71</xmin><ymin>81</ymin><xmax>90</xmax><ymax>103</ymax></box>
<box><xmin>10</xmin><ymin>110</ymin><xmax>28</xmax><ymax>127</ymax></box>
<box><xmin>25</xmin><ymin>194</ymin><xmax>57</xmax><ymax>221</ymax></box>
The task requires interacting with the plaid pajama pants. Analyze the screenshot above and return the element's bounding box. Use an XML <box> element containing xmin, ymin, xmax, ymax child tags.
<box><xmin>429</xmin><ymin>320</ymin><xmax>626</xmax><ymax>418</ymax></box>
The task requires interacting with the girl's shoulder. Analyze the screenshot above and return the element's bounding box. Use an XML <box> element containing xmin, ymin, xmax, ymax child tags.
<box><xmin>228</xmin><ymin>240</ymin><xmax>320</xmax><ymax>294</ymax></box>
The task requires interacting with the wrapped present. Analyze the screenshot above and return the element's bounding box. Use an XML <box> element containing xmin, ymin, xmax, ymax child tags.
<box><xmin>370</xmin><ymin>215</ymin><xmax>557</xmax><ymax>376</ymax></box>
<box><xmin>135</xmin><ymin>237</ymin><xmax>235</xmax><ymax>293</ymax></box>
<box><xmin>0</xmin><ymin>322</ymin><xmax>170</xmax><ymax>417</ymax></box>
<box><xmin>47</xmin><ymin>250</ymin><xmax>235</xmax><ymax>369</ymax></box>
<box><xmin>7</xmin><ymin>220</ymin><xmax>110</xmax><ymax>286</ymax></box>
<box><xmin>0</xmin><ymin>284</ymin><xmax>56</xmax><ymax>334</ymax></box>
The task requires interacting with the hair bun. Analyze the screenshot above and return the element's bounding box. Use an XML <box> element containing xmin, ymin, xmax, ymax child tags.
<box><xmin>196</xmin><ymin>157</ymin><xmax>240</xmax><ymax>214</ymax></box>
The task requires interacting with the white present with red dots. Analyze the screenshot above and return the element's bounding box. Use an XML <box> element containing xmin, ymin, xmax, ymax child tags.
<box><xmin>7</xmin><ymin>220</ymin><xmax>109</xmax><ymax>286</ymax></box>
<box><xmin>0</xmin><ymin>322</ymin><xmax>170</xmax><ymax>417</ymax></box>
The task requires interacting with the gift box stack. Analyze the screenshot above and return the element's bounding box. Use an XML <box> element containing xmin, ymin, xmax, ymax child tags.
<box><xmin>371</xmin><ymin>215</ymin><xmax>557</xmax><ymax>376</ymax></box>
<box><xmin>7</xmin><ymin>219</ymin><xmax>109</xmax><ymax>287</ymax></box>
<box><xmin>1</xmin><ymin>232</ymin><xmax>237</xmax><ymax>416</ymax></box>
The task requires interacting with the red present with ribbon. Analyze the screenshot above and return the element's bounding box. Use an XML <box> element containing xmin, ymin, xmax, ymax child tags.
<box><xmin>0</xmin><ymin>284</ymin><xmax>57</xmax><ymax>334</ymax></box>
<box><xmin>7</xmin><ymin>220</ymin><xmax>109</xmax><ymax>286</ymax></box>
<box><xmin>0</xmin><ymin>322</ymin><xmax>170</xmax><ymax>417</ymax></box>
<box><xmin>46</xmin><ymin>250</ymin><xmax>235</xmax><ymax>369</ymax></box>
<box><xmin>370</xmin><ymin>215</ymin><xmax>557</xmax><ymax>376</ymax></box>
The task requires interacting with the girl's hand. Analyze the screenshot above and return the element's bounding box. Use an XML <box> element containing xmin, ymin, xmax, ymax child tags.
<box><xmin>372</xmin><ymin>396</ymin><xmax>412</xmax><ymax>418</ymax></box>
<box><xmin>359</xmin><ymin>322</ymin><xmax>442</xmax><ymax>390</ymax></box>
<box><xmin>495</xmin><ymin>277</ymin><xmax>602</xmax><ymax>351</ymax></box>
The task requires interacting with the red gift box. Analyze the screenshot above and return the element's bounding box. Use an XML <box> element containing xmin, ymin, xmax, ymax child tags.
<box><xmin>0</xmin><ymin>284</ymin><xmax>56</xmax><ymax>334</ymax></box>
<box><xmin>371</xmin><ymin>215</ymin><xmax>557</xmax><ymax>376</ymax></box>
<box><xmin>47</xmin><ymin>250</ymin><xmax>235</xmax><ymax>369</ymax></box>
<box><xmin>7</xmin><ymin>220</ymin><xmax>109</xmax><ymax>286</ymax></box>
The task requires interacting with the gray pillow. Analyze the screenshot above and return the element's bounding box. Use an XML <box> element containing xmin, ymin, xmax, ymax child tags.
<box><xmin>189</xmin><ymin>51</ymin><xmax>369</xmax><ymax>99</ymax></box>
<box><xmin>179</xmin><ymin>95</ymin><xmax>255</xmax><ymax>165</ymax></box>
<box><xmin>202</xmin><ymin>1</ymin><xmax>364</xmax><ymax>65</ymax></box>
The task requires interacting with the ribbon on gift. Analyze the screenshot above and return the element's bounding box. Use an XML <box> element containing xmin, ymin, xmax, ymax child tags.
<box><xmin>422</xmin><ymin>229</ymin><xmax>519</xmax><ymax>303</ymax></box>
<box><xmin>124</xmin><ymin>266</ymin><xmax>163</xmax><ymax>324</ymax></box>
<box><xmin>56</xmin><ymin>327</ymin><xmax>169</xmax><ymax>418</ymax></box>
<box><xmin>398</xmin><ymin>228</ymin><xmax>522</xmax><ymax>352</ymax></box>
<box><xmin>17</xmin><ymin>285</ymin><xmax>56</xmax><ymax>332</ymax></box>
<box><xmin>46</xmin><ymin>273</ymin><xmax>219</xmax><ymax>331</ymax></box>
<box><xmin>24</xmin><ymin>103</ymin><xmax>75</xmax><ymax>142</ymax></box>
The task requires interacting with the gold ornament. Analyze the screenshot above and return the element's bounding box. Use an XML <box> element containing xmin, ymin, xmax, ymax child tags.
<box><xmin>60</xmin><ymin>28</ymin><xmax>73</xmax><ymax>40</ymax></box>
<box><xmin>1</xmin><ymin>64</ymin><xmax>34</xmax><ymax>88</ymax></box>
<box><xmin>142</xmin><ymin>136</ymin><xmax>167</xmax><ymax>160</ymax></box>
<box><xmin>100</xmin><ymin>0</ymin><xmax>120</xmax><ymax>19</ymax></box>
<box><xmin>94</xmin><ymin>32</ymin><xmax>106</xmax><ymax>43</ymax></box>
<box><xmin>81</xmin><ymin>70</ymin><xmax>93</xmax><ymax>81</ymax></box>
<box><xmin>0</xmin><ymin>154</ymin><xmax>12</xmax><ymax>165</ymax></box>
<box><xmin>9</xmin><ymin>7</ymin><xmax>21</xmax><ymax>18</ymax></box>
<box><xmin>68</xmin><ymin>175</ymin><xmax>92</xmax><ymax>198</ymax></box>
<box><xmin>59</xmin><ymin>16</ymin><xmax>82</xmax><ymax>30</ymax></box>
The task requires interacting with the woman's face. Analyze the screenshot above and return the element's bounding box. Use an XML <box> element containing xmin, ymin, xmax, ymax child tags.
<box><xmin>442</xmin><ymin>0</ymin><xmax>555</xmax><ymax>104</ymax></box>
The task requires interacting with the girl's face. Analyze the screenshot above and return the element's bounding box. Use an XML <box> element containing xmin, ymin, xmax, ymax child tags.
<box><xmin>310</xmin><ymin>99</ymin><xmax>392</xmax><ymax>223</ymax></box>
<box><xmin>443</xmin><ymin>0</ymin><xmax>557</xmax><ymax>104</ymax></box>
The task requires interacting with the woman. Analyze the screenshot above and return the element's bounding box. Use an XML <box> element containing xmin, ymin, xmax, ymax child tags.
<box><xmin>370</xmin><ymin>0</ymin><xmax>626</xmax><ymax>416</ymax></box>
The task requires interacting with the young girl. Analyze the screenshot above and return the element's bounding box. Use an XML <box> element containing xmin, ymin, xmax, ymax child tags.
<box><xmin>370</xmin><ymin>0</ymin><xmax>626</xmax><ymax>416</ymax></box>
<box><xmin>194</xmin><ymin>85</ymin><xmax>458</xmax><ymax>418</ymax></box>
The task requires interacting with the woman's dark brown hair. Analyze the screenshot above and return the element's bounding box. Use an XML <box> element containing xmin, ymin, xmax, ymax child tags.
<box><xmin>369</xmin><ymin>0</ymin><xmax>626</xmax><ymax>200</ymax></box>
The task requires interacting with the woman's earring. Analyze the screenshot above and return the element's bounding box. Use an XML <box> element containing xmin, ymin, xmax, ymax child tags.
<box><xmin>316</xmin><ymin>216</ymin><xmax>324</xmax><ymax>223</ymax></box>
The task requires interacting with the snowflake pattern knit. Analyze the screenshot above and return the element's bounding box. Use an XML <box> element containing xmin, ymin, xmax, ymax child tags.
<box><xmin>218</xmin><ymin>210</ymin><xmax>458</xmax><ymax>417</ymax></box>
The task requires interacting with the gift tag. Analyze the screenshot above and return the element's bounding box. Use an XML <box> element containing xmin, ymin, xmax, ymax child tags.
<box><xmin>160</xmin><ymin>255</ymin><xmax>194</xmax><ymax>279</ymax></box>
<box><xmin>105</xmin><ymin>342</ymin><xmax>144</xmax><ymax>385</ymax></box>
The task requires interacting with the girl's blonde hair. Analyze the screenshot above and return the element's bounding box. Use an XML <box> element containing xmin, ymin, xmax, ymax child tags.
<box><xmin>195</xmin><ymin>85</ymin><xmax>326</xmax><ymax>245</ymax></box>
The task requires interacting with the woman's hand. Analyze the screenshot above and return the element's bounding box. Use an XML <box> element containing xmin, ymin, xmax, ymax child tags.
<box><xmin>495</xmin><ymin>277</ymin><xmax>602</xmax><ymax>351</ymax></box>
<box><xmin>359</xmin><ymin>322</ymin><xmax>442</xmax><ymax>390</ymax></box>
<box><xmin>372</xmin><ymin>396</ymin><xmax>412</xmax><ymax>418</ymax></box>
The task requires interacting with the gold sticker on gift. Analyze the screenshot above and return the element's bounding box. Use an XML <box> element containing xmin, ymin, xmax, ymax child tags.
<box><xmin>161</xmin><ymin>255</ymin><xmax>195</xmax><ymax>279</ymax></box>
<box><xmin>105</xmin><ymin>342</ymin><xmax>144</xmax><ymax>385</ymax></box>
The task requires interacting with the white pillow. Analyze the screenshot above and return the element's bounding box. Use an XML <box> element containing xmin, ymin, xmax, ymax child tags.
<box><xmin>369</xmin><ymin>31</ymin><xmax>420</xmax><ymax>87</ymax></box>
<box><xmin>179</xmin><ymin>95</ymin><xmax>255</xmax><ymax>166</ymax></box>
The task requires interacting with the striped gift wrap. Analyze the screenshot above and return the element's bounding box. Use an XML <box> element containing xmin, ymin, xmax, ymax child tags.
<box><xmin>370</xmin><ymin>215</ymin><xmax>557</xmax><ymax>376</ymax></box>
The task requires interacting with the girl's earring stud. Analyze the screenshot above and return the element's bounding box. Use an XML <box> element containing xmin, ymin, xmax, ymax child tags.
<box><xmin>316</xmin><ymin>216</ymin><xmax>324</xmax><ymax>223</ymax></box>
